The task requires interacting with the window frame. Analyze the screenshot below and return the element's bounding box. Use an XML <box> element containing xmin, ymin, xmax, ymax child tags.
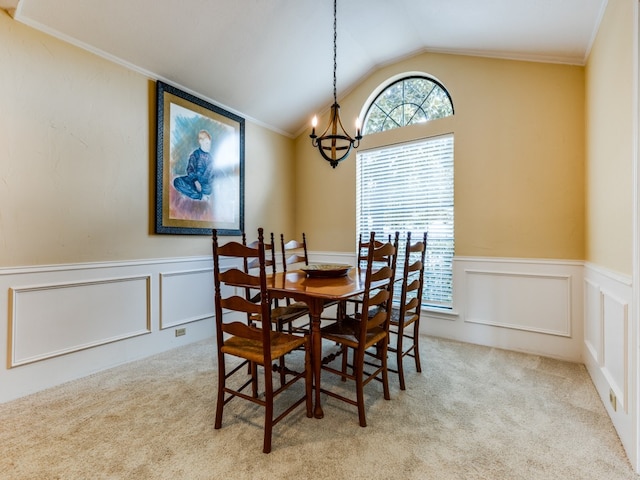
<box><xmin>362</xmin><ymin>74</ymin><xmax>454</xmax><ymax>135</ymax></box>
<box><xmin>356</xmin><ymin>73</ymin><xmax>455</xmax><ymax>309</ymax></box>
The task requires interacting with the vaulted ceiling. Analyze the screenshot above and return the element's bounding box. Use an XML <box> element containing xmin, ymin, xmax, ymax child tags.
<box><xmin>5</xmin><ymin>0</ymin><xmax>606</xmax><ymax>136</ymax></box>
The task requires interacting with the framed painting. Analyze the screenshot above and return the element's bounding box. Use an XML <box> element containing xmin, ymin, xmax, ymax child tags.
<box><xmin>155</xmin><ymin>80</ymin><xmax>244</xmax><ymax>235</ymax></box>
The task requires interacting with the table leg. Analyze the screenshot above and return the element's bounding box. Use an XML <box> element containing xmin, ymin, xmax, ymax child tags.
<box><xmin>308</xmin><ymin>300</ymin><xmax>324</xmax><ymax>419</ymax></box>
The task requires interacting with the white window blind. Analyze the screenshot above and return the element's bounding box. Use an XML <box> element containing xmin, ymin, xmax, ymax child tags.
<box><xmin>356</xmin><ymin>134</ymin><xmax>454</xmax><ymax>308</ymax></box>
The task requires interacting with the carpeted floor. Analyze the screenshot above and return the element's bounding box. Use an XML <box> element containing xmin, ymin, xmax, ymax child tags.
<box><xmin>0</xmin><ymin>335</ymin><xmax>638</xmax><ymax>480</ymax></box>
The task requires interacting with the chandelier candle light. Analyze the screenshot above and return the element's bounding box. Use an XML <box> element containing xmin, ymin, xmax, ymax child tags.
<box><xmin>310</xmin><ymin>0</ymin><xmax>362</xmax><ymax>168</ymax></box>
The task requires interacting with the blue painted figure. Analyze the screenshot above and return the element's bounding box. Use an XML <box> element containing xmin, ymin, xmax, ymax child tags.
<box><xmin>173</xmin><ymin>130</ymin><xmax>214</xmax><ymax>200</ymax></box>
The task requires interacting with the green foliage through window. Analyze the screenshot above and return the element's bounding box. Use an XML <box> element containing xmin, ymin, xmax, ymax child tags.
<box><xmin>363</xmin><ymin>76</ymin><xmax>454</xmax><ymax>134</ymax></box>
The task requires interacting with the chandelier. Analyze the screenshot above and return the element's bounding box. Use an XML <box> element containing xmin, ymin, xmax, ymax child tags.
<box><xmin>310</xmin><ymin>0</ymin><xmax>362</xmax><ymax>168</ymax></box>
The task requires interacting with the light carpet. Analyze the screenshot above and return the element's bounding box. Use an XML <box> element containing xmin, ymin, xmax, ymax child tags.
<box><xmin>1</xmin><ymin>336</ymin><xmax>638</xmax><ymax>480</ymax></box>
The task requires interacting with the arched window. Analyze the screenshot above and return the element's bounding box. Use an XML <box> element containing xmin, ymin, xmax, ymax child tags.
<box><xmin>363</xmin><ymin>75</ymin><xmax>454</xmax><ymax>134</ymax></box>
<box><xmin>357</xmin><ymin>74</ymin><xmax>454</xmax><ymax>309</ymax></box>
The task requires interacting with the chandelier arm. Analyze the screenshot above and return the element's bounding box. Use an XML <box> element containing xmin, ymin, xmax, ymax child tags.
<box><xmin>333</xmin><ymin>106</ymin><xmax>356</xmax><ymax>142</ymax></box>
<box><xmin>315</xmin><ymin>104</ymin><xmax>347</xmax><ymax>139</ymax></box>
<box><xmin>315</xmin><ymin>110</ymin><xmax>338</xmax><ymax>140</ymax></box>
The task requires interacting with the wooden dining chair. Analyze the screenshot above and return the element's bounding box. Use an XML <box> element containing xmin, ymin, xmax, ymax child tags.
<box><xmin>281</xmin><ymin>233</ymin><xmax>309</xmax><ymax>270</ymax></box>
<box><xmin>243</xmin><ymin>231</ymin><xmax>312</xmax><ymax>385</ymax></box>
<box><xmin>344</xmin><ymin>232</ymin><xmax>393</xmax><ymax>317</ymax></box>
<box><xmin>387</xmin><ymin>231</ymin><xmax>428</xmax><ymax>390</ymax></box>
<box><xmin>276</xmin><ymin>233</ymin><xmax>312</xmax><ymax>330</ymax></box>
<box><xmin>212</xmin><ymin>228</ymin><xmax>313</xmax><ymax>454</ymax></box>
<box><xmin>241</xmin><ymin>231</ymin><xmax>277</xmax><ymax>321</ymax></box>
<box><xmin>279</xmin><ymin>232</ymin><xmax>343</xmax><ymax>331</ymax></box>
<box><xmin>356</xmin><ymin>232</ymin><xmax>388</xmax><ymax>265</ymax></box>
<box><xmin>242</xmin><ymin>232</ymin><xmax>307</xmax><ymax>331</ymax></box>
<box><xmin>319</xmin><ymin>231</ymin><xmax>399</xmax><ymax>427</ymax></box>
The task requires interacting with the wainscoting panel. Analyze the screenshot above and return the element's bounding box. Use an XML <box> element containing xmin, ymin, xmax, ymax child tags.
<box><xmin>9</xmin><ymin>275</ymin><xmax>151</xmax><ymax>367</ymax></box>
<box><xmin>464</xmin><ymin>269</ymin><xmax>571</xmax><ymax>336</ymax></box>
<box><xmin>583</xmin><ymin>263</ymin><xmax>633</xmax><ymax>465</ymax></box>
<box><xmin>421</xmin><ymin>257</ymin><xmax>584</xmax><ymax>361</ymax></box>
<box><xmin>601</xmin><ymin>290</ymin><xmax>628</xmax><ymax>412</ymax></box>
<box><xmin>159</xmin><ymin>269</ymin><xmax>214</xmax><ymax>329</ymax></box>
<box><xmin>0</xmin><ymin>256</ymin><xmax>215</xmax><ymax>403</ymax></box>
<box><xmin>583</xmin><ymin>279</ymin><xmax>603</xmax><ymax>364</ymax></box>
<box><xmin>424</xmin><ymin>257</ymin><xmax>584</xmax><ymax>361</ymax></box>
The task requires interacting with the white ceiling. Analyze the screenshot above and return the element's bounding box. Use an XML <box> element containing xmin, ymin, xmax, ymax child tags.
<box><xmin>8</xmin><ymin>0</ymin><xmax>607</xmax><ymax>136</ymax></box>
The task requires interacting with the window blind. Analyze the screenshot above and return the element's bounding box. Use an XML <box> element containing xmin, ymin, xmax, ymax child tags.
<box><xmin>356</xmin><ymin>134</ymin><xmax>454</xmax><ymax>308</ymax></box>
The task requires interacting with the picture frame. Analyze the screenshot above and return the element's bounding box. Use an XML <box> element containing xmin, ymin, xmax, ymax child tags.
<box><xmin>155</xmin><ymin>80</ymin><xmax>244</xmax><ymax>235</ymax></box>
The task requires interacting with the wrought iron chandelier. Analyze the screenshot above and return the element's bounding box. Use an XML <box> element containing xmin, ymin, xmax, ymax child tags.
<box><xmin>310</xmin><ymin>0</ymin><xmax>362</xmax><ymax>168</ymax></box>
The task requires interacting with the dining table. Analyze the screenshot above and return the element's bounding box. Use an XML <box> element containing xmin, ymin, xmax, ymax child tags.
<box><xmin>267</xmin><ymin>265</ymin><xmax>384</xmax><ymax>419</ymax></box>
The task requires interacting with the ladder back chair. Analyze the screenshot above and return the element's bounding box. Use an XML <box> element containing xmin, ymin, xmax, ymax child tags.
<box><xmin>276</xmin><ymin>233</ymin><xmax>312</xmax><ymax>330</ymax></box>
<box><xmin>244</xmin><ymin>231</ymin><xmax>312</xmax><ymax>385</ymax></box>
<box><xmin>281</xmin><ymin>233</ymin><xmax>309</xmax><ymax>270</ymax></box>
<box><xmin>212</xmin><ymin>228</ymin><xmax>313</xmax><ymax>453</ymax></box>
<box><xmin>319</xmin><ymin>231</ymin><xmax>399</xmax><ymax>427</ymax></box>
<box><xmin>280</xmin><ymin>232</ymin><xmax>342</xmax><ymax>331</ymax></box>
<box><xmin>241</xmin><ymin>231</ymin><xmax>276</xmax><ymax>319</ymax></box>
<box><xmin>242</xmin><ymin>232</ymin><xmax>307</xmax><ymax>331</ymax></box>
<box><xmin>388</xmin><ymin>231</ymin><xmax>427</xmax><ymax>390</ymax></box>
<box><xmin>345</xmin><ymin>232</ymin><xmax>393</xmax><ymax>317</ymax></box>
<box><xmin>356</xmin><ymin>232</ymin><xmax>389</xmax><ymax>265</ymax></box>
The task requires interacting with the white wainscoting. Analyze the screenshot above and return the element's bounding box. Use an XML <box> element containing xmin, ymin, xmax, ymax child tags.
<box><xmin>9</xmin><ymin>275</ymin><xmax>152</xmax><ymax>367</ymax></box>
<box><xmin>583</xmin><ymin>263</ymin><xmax>634</xmax><ymax>463</ymax></box>
<box><xmin>311</xmin><ymin>253</ymin><xmax>585</xmax><ymax>362</ymax></box>
<box><xmin>426</xmin><ymin>256</ymin><xmax>584</xmax><ymax>362</ymax></box>
<box><xmin>0</xmin><ymin>256</ymin><xmax>218</xmax><ymax>403</ymax></box>
<box><xmin>464</xmin><ymin>269</ymin><xmax>572</xmax><ymax>337</ymax></box>
<box><xmin>159</xmin><ymin>269</ymin><xmax>215</xmax><ymax>329</ymax></box>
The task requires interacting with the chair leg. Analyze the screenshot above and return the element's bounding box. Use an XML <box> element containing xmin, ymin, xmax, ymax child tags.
<box><xmin>395</xmin><ymin>328</ymin><xmax>406</xmax><ymax>391</ymax></box>
<box><xmin>247</xmin><ymin>320</ymin><xmax>256</xmax><ymax>375</ymax></box>
<box><xmin>337</xmin><ymin>300</ymin><xmax>346</xmax><ymax>322</ymax></box>
<box><xmin>341</xmin><ymin>345</ymin><xmax>349</xmax><ymax>382</ymax></box>
<box><xmin>251</xmin><ymin>361</ymin><xmax>259</xmax><ymax>398</ymax></box>
<box><xmin>380</xmin><ymin>338</ymin><xmax>391</xmax><ymax>401</ymax></box>
<box><xmin>413</xmin><ymin>320</ymin><xmax>422</xmax><ymax>373</ymax></box>
<box><xmin>305</xmin><ymin>338</ymin><xmax>313</xmax><ymax>418</ymax></box>
<box><xmin>263</xmin><ymin>366</ymin><xmax>274</xmax><ymax>454</ymax></box>
<box><xmin>276</xmin><ymin>323</ymin><xmax>287</xmax><ymax>387</ymax></box>
<box><xmin>355</xmin><ymin>348</ymin><xmax>367</xmax><ymax>427</ymax></box>
<box><xmin>214</xmin><ymin>356</ymin><xmax>226</xmax><ymax>430</ymax></box>
<box><xmin>278</xmin><ymin>356</ymin><xmax>287</xmax><ymax>386</ymax></box>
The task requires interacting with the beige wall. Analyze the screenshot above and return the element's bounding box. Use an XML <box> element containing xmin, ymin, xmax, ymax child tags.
<box><xmin>295</xmin><ymin>52</ymin><xmax>585</xmax><ymax>260</ymax></box>
<box><xmin>585</xmin><ymin>0</ymin><xmax>635</xmax><ymax>276</ymax></box>
<box><xmin>0</xmin><ymin>11</ymin><xmax>295</xmax><ymax>267</ymax></box>
<box><xmin>1</xmin><ymin>8</ymin><xmax>602</xmax><ymax>265</ymax></box>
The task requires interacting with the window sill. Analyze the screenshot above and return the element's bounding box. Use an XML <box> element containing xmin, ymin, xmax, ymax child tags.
<box><xmin>421</xmin><ymin>306</ymin><xmax>459</xmax><ymax>321</ymax></box>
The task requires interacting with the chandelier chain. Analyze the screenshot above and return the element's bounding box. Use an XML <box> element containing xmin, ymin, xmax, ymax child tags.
<box><xmin>333</xmin><ymin>0</ymin><xmax>337</xmax><ymax>103</ymax></box>
<box><xmin>309</xmin><ymin>0</ymin><xmax>361</xmax><ymax>168</ymax></box>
